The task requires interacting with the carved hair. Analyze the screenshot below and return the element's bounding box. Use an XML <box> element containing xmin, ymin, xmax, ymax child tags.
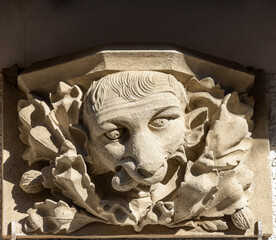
<box><xmin>84</xmin><ymin>71</ymin><xmax>188</xmax><ymax>114</ymax></box>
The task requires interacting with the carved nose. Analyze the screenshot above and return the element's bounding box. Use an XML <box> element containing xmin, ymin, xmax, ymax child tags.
<box><xmin>120</xmin><ymin>157</ymin><xmax>158</xmax><ymax>176</ymax></box>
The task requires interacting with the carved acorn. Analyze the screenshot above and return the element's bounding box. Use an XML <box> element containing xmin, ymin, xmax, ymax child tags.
<box><xmin>20</xmin><ymin>170</ymin><xmax>45</xmax><ymax>194</ymax></box>
<box><xmin>231</xmin><ymin>206</ymin><xmax>253</xmax><ymax>230</ymax></box>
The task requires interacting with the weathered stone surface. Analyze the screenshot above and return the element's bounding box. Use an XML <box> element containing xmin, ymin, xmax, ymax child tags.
<box><xmin>1</xmin><ymin>48</ymin><xmax>273</xmax><ymax>238</ymax></box>
<box><xmin>20</xmin><ymin>170</ymin><xmax>44</xmax><ymax>194</ymax></box>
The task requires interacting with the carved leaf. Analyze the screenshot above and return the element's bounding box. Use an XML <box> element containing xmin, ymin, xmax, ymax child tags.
<box><xmin>25</xmin><ymin>199</ymin><xmax>97</xmax><ymax>234</ymax></box>
<box><xmin>205</xmin><ymin>95</ymin><xmax>252</xmax><ymax>170</ymax></box>
<box><xmin>68</xmin><ymin>124</ymin><xmax>88</xmax><ymax>156</ymax></box>
<box><xmin>50</xmin><ymin>82</ymin><xmax>83</xmax><ymax>140</ymax></box>
<box><xmin>184</xmin><ymin>107</ymin><xmax>208</xmax><ymax>148</ymax></box>
<box><xmin>132</xmin><ymin>201</ymin><xmax>175</xmax><ymax>232</ymax></box>
<box><xmin>207</xmin><ymin>103</ymin><xmax>248</xmax><ymax>156</ymax></box>
<box><xmin>18</xmin><ymin>100</ymin><xmax>36</xmax><ymax>144</ymax></box>
<box><xmin>173</xmin><ymin>161</ymin><xmax>219</xmax><ymax>221</ymax></box>
<box><xmin>198</xmin><ymin>219</ymin><xmax>228</xmax><ymax>231</ymax></box>
<box><xmin>214</xmin><ymin>149</ymin><xmax>247</xmax><ymax>170</ymax></box>
<box><xmin>41</xmin><ymin>162</ymin><xmax>70</xmax><ymax>202</ymax></box>
<box><xmin>98</xmin><ymin>200</ymin><xmax>138</xmax><ymax>227</ymax></box>
<box><xmin>41</xmin><ymin>162</ymin><xmax>56</xmax><ymax>190</ymax></box>
<box><xmin>52</xmin><ymin>141</ymin><xmax>103</xmax><ymax>219</ymax></box>
<box><xmin>186</xmin><ymin>77</ymin><xmax>225</xmax><ymax>98</ymax></box>
<box><xmin>146</xmin><ymin>201</ymin><xmax>174</xmax><ymax>224</ymax></box>
<box><xmin>200</xmin><ymin>164</ymin><xmax>253</xmax><ymax>218</ymax></box>
<box><xmin>50</xmin><ymin>82</ymin><xmax>87</xmax><ymax>155</ymax></box>
<box><xmin>18</xmin><ymin>82</ymin><xmax>85</xmax><ymax>166</ymax></box>
<box><xmin>226</xmin><ymin>92</ymin><xmax>254</xmax><ymax>127</ymax></box>
<box><xmin>22</xmin><ymin>126</ymin><xmax>59</xmax><ymax>164</ymax></box>
<box><xmin>184</xmin><ymin>84</ymin><xmax>254</xmax><ymax>220</ymax></box>
<box><xmin>186</xmin><ymin>77</ymin><xmax>224</xmax><ymax>119</ymax></box>
<box><xmin>169</xmin><ymin>220</ymin><xmax>197</xmax><ymax>228</ymax></box>
<box><xmin>18</xmin><ymin>97</ymin><xmax>65</xmax><ymax>165</ymax></box>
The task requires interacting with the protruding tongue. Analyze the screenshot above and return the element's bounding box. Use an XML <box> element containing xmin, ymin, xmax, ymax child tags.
<box><xmin>111</xmin><ymin>167</ymin><xmax>138</xmax><ymax>192</ymax></box>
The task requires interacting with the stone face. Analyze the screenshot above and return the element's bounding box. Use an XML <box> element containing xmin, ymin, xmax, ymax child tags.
<box><xmin>1</xmin><ymin>47</ymin><xmax>273</xmax><ymax>238</ymax></box>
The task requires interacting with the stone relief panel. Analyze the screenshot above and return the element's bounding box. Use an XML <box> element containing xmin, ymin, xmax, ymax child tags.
<box><xmin>18</xmin><ymin>70</ymin><xmax>254</xmax><ymax>233</ymax></box>
<box><xmin>2</xmin><ymin>48</ymin><xmax>273</xmax><ymax>238</ymax></box>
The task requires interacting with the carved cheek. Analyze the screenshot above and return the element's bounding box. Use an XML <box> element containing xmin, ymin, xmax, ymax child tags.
<box><xmin>159</xmin><ymin>119</ymin><xmax>185</xmax><ymax>152</ymax></box>
<box><xmin>104</xmin><ymin>142</ymin><xmax>126</xmax><ymax>166</ymax></box>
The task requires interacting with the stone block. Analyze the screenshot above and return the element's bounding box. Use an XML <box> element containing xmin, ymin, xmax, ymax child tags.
<box><xmin>1</xmin><ymin>46</ymin><xmax>273</xmax><ymax>238</ymax></box>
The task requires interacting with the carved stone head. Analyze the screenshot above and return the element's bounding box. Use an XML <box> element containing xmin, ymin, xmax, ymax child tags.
<box><xmin>83</xmin><ymin>71</ymin><xmax>191</xmax><ymax>192</ymax></box>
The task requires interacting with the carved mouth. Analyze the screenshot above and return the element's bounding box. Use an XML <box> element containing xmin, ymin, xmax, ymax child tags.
<box><xmin>115</xmin><ymin>166</ymin><xmax>122</xmax><ymax>173</ymax></box>
<box><xmin>136</xmin><ymin>164</ymin><xmax>166</xmax><ymax>185</ymax></box>
<box><xmin>111</xmin><ymin>167</ymin><xmax>138</xmax><ymax>192</ymax></box>
<box><xmin>137</xmin><ymin>168</ymin><xmax>154</xmax><ymax>178</ymax></box>
<box><xmin>111</xmin><ymin>161</ymin><xmax>167</xmax><ymax>192</ymax></box>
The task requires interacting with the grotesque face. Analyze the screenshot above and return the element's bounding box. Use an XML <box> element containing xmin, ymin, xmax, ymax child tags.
<box><xmin>19</xmin><ymin>62</ymin><xmax>255</xmax><ymax>234</ymax></box>
<box><xmin>83</xmin><ymin>71</ymin><xmax>188</xmax><ymax>192</ymax></box>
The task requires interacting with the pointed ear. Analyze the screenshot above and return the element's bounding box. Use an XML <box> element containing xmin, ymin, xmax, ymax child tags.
<box><xmin>184</xmin><ymin>107</ymin><xmax>208</xmax><ymax>148</ymax></box>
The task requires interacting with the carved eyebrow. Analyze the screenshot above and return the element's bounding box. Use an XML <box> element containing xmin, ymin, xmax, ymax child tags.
<box><xmin>151</xmin><ymin>106</ymin><xmax>182</xmax><ymax>119</ymax></box>
<box><xmin>93</xmin><ymin>122</ymin><xmax>121</xmax><ymax>136</ymax></box>
<box><xmin>100</xmin><ymin>105</ymin><xmax>181</xmax><ymax>123</ymax></box>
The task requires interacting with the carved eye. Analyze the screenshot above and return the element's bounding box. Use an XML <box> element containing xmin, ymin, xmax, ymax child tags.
<box><xmin>149</xmin><ymin>118</ymin><xmax>169</xmax><ymax>129</ymax></box>
<box><xmin>105</xmin><ymin>129</ymin><xmax>124</xmax><ymax>140</ymax></box>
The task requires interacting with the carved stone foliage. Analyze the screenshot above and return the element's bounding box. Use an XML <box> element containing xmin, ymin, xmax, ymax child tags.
<box><xmin>18</xmin><ymin>70</ymin><xmax>254</xmax><ymax>234</ymax></box>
